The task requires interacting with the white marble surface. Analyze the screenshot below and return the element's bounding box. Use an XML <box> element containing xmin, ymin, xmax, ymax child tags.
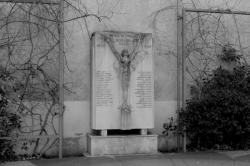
<box><xmin>91</xmin><ymin>32</ymin><xmax>154</xmax><ymax>130</ymax></box>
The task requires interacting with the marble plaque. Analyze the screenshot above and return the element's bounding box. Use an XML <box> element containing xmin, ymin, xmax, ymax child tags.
<box><xmin>91</xmin><ymin>31</ymin><xmax>154</xmax><ymax>130</ymax></box>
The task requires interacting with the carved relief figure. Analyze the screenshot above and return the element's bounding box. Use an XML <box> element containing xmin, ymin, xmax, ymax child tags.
<box><xmin>101</xmin><ymin>33</ymin><xmax>146</xmax><ymax>113</ymax></box>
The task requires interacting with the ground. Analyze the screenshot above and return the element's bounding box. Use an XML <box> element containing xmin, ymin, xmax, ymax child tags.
<box><xmin>1</xmin><ymin>151</ymin><xmax>250</xmax><ymax>166</ymax></box>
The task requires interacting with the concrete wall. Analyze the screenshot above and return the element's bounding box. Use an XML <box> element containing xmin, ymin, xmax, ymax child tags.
<box><xmin>62</xmin><ymin>0</ymin><xmax>177</xmax><ymax>155</ymax></box>
<box><xmin>61</xmin><ymin>0</ymin><xmax>250</xmax><ymax>155</ymax></box>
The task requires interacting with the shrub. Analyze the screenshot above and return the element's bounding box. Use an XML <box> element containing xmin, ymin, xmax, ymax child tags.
<box><xmin>181</xmin><ymin>66</ymin><xmax>250</xmax><ymax>150</ymax></box>
<box><xmin>217</xmin><ymin>44</ymin><xmax>242</xmax><ymax>62</ymax></box>
<box><xmin>0</xmin><ymin>72</ymin><xmax>21</xmax><ymax>161</ymax></box>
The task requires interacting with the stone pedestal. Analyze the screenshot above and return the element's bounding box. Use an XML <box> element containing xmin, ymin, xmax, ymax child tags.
<box><xmin>87</xmin><ymin>134</ymin><xmax>158</xmax><ymax>156</ymax></box>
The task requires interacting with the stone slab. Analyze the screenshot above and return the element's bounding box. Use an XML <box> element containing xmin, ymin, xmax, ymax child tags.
<box><xmin>87</xmin><ymin>134</ymin><xmax>158</xmax><ymax>156</ymax></box>
<box><xmin>91</xmin><ymin>31</ymin><xmax>154</xmax><ymax>130</ymax></box>
<box><xmin>217</xmin><ymin>150</ymin><xmax>250</xmax><ymax>159</ymax></box>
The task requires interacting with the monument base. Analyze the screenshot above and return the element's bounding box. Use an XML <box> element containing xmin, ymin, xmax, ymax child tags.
<box><xmin>87</xmin><ymin>134</ymin><xmax>158</xmax><ymax>156</ymax></box>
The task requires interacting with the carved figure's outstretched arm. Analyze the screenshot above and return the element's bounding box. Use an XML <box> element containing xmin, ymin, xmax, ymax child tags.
<box><xmin>101</xmin><ymin>34</ymin><xmax>121</xmax><ymax>62</ymax></box>
<box><xmin>130</xmin><ymin>34</ymin><xmax>146</xmax><ymax>61</ymax></box>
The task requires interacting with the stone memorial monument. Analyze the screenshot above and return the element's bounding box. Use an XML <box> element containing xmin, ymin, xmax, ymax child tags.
<box><xmin>87</xmin><ymin>31</ymin><xmax>157</xmax><ymax>156</ymax></box>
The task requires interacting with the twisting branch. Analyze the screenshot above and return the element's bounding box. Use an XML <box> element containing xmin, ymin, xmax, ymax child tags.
<box><xmin>0</xmin><ymin>0</ymin><xmax>111</xmax><ymax>158</ymax></box>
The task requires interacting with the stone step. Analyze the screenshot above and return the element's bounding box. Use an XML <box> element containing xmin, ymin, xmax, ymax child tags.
<box><xmin>87</xmin><ymin>133</ymin><xmax>158</xmax><ymax>156</ymax></box>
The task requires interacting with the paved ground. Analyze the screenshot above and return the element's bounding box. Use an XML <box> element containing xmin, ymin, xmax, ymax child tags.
<box><xmin>1</xmin><ymin>151</ymin><xmax>250</xmax><ymax>166</ymax></box>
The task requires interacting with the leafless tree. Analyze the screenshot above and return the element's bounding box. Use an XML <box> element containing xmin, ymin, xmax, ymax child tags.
<box><xmin>0</xmin><ymin>0</ymin><xmax>109</xmax><ymax>157</ymax></box>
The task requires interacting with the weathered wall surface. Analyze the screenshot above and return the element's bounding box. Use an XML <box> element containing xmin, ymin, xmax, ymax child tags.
<box><xmin>61</xmin><ymin>0</ymin><xmax>250</xmax><ymax>155</ymax></box>
<box><xmin>63</xmin><ymin>0</ymin><xmax>177</xmax><ymax>154</ymax></box>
